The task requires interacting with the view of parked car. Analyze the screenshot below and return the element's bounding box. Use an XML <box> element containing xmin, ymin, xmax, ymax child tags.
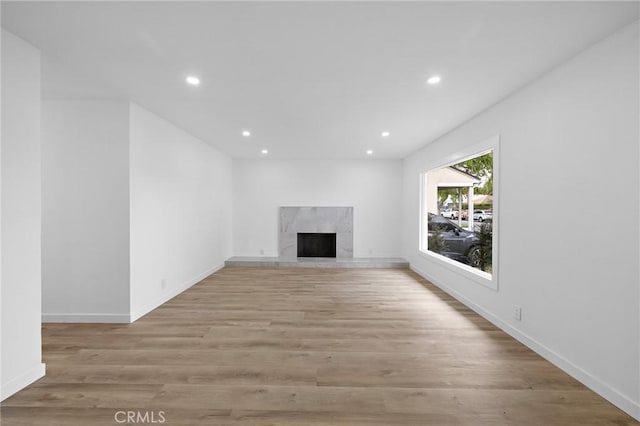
<box><xmin>427</xmin><ymin>214</ymin><xmax>481</xmax><ymax>267</ymax></box>
<box><xmin>452</xmin><ymin>210</ymin><xmax>468</xmax><ymax>220</ymax></box>
<box><xmin>440</xmin><ymin>209</ymin><xmax>457</xmax><ymax>219</ymax></box>
<box><xmin>472</xmin><ymin>210</ymin><xmax>492</xmax><ymax>222</ymax></box>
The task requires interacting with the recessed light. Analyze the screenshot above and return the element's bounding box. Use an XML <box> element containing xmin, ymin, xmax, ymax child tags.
<box><xmin>427</xmin><ymin>75</ymin><xmax>441</xmax><ymax>85</ymax></box>
<box><xmin>381</xmin><ymin>131</ymin><xmax>390</xmax><ymax>138</ymax></box>
<box><xmin>261</xmin><ymin>149</ymin><xmax>269</xmax><ymax>155</ymax></box>
<box><xmin>185</xmin><ymin>76</ymin><xmax>200</xmax><ymax>86</ymax></box>
<box><xmin>242</xmin><ymin>130</ymin><xmax>251</xmax><ymax>137</ymax></box>
<box><xmin>366</xmin><ymin>150</ymin><xmax>373</xmax><ymax>155</ymax></box>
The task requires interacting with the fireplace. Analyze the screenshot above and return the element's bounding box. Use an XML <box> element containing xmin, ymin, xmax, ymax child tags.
<box><xmin>297</xmin><ymin>233</ymin><xmax>337</xmax><ymax>258</ymax></box>
<box><xmin>279</xmin><ymin>207</ymin><xmax>353</xmax><ymax>259</ymax></box>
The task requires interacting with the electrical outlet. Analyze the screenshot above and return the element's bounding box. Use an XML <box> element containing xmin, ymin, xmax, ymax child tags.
<box><xmin>514</xmin><ymin>306</ymin><xmax>522</xmax><ymax>321</ymax></box>
<box><xmin>161</xmin><ymin>278</ymin><xmax>167</xmax><ymax>290</ymax></box>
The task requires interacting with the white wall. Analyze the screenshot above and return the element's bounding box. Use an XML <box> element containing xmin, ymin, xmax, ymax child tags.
<box><xmin>129</xmin><ymin>103</ymin><xmax>232</xmax><ymax>321</ymax></box>
<box><xmin>1</xmin><ymin>21</ymin><xmax>3</xmax><ymax>401</ymax></box>
<box><xmin>1</xmin><ymin>30</ymin><xmax>45</xmax><ymax>400</ymax></box>
<box><xmin>233</xmin><ymin>159</ymin><xmax>403</xmax><ymax>257</ymax></box>
<box><xmin>40</xmin><ymin>99</ymin><xmax>232</xmax><ymax>324</ymax></box>
<box><xmin>41</xmin><ymin>100</ymin><xmax>131</xmax><ymax>322</ymax></box>
<box><xmin>403</xmin><ymin>22</ymin><xmax>640</xmax><ymax>419</ymax></box>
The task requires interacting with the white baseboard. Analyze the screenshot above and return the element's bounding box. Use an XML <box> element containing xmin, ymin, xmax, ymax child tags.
<box><xmin>41</xmin><ymin>264</ymin><xmax>225</xmax><ymax>324</ymax></box>
<box><xmin>1</xmin><ymin>362</ymin><xmax>46</xmax><ymax>401</ymax></box>
<box><xmin>42</xmin><ymin>313</ymin><xmax>130</xmax><ymax>323</ymax></box>
<box><xmin>410</xmin><ymin>264</ymin><xmax>640</xmax><ymax>422</ymax></box>
<box><xmin>129</xmin><ymin>263</ymin><xmax>224</xmax><ymax>323</ymax></box>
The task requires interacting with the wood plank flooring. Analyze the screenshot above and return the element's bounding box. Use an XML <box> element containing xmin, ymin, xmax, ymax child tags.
<box><xmin>2</xmin><ymin>267</ymin><xmax>637</xmax><ymax>425</ymax></box>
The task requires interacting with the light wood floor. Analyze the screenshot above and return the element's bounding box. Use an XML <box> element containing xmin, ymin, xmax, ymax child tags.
<box><xmin>2</xmin><ymin>267</ymin><xmax>637</xmax><ymax>425</ymax></box>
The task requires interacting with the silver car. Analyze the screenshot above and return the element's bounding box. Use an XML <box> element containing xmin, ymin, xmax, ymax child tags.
<box><xmin>472</xmin><ymin>210</ymin><xmax>493</xmax><ymax>222</ymax></box>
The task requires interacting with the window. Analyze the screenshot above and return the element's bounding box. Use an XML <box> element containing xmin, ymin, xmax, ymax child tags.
<box><xmin>420</xmin><ymin>136</ymin><xmax>498</xmax><ymax>290</ymax></box>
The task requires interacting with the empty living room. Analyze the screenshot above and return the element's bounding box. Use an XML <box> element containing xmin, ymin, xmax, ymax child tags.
<box><xmin>1</xmin><ymin>1</ymin><xmax>639</xmax><ymax>425</ymax></box>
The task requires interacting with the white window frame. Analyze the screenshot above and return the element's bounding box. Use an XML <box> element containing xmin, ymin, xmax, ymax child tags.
<box><xmin>419</xmin><ymin>135</ymin><xmax>500</xmax><ymax>291</ymax></box>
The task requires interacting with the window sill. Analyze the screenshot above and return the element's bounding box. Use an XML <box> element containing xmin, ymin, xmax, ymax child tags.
<box><xmin>418</xmin><ymin>249</ymin><xmax>497</xmax><ymax>291</ymax></box>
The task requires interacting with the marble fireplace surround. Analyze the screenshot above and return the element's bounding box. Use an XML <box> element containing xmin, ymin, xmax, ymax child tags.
<box><xmin>279</xmin><ymin>207</ymin><xmax>353</xmax><ymax>259</ymax></box>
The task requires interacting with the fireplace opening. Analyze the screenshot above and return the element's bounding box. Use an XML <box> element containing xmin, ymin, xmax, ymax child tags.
<box><xmin>297</xmin><ymin>233</ymin><xmax>337</xmax><ymax>258</ymax></box>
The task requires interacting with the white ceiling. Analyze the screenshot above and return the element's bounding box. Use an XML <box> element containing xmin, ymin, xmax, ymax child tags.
<box><xmin>2</xmin><ymin>2</ymin><xmax>638</xmax><ymax>159</ymax></box>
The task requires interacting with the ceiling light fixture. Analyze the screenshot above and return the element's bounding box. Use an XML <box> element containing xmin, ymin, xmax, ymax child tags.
<box><xmin>185</xmin><ymin>75</ymin><xmax>200</xmax><ymax>86</ymax></box>
<box><xmin>242</xmin><ymin>130</ymin><xmax>251</xmax><ymax>137</ymax></box>
<box><xmin>381</xmin><ymin>131</ymin><xmax>390</xmax><ymax>138</ymax></box>
<box><xmin>366</xmin><ymin>150</ymin><xmax>373</xmax><ymax>155</ymax></box>
<box><xmin>427</xmin><ymin>75</ymin><xmax>441</xmax><ymax>85</ymax></box>
<box><xmin>261</xmin><ymin>149</ymin><xmax>269</xmax><ymax>155</ymax></box>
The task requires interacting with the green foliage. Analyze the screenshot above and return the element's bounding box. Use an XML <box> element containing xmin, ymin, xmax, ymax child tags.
<box><xmin>476</xmin><ymin>222</ymin><xmax>493</xmax><ymax>272</ymax></box>
<box><xmin>437</xmin><ymin>187</ymin><xmax>461</xmax><ymax>208</ymax></box>
<box><xmin>452</xmin><ymin>152</ymin><xmax>493</xmax><ymax>195</ymax></box>
<box><xmin>471</xmin><ymin>203</ymin><xmax>493</xmax><ymax>210</ymax></box>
